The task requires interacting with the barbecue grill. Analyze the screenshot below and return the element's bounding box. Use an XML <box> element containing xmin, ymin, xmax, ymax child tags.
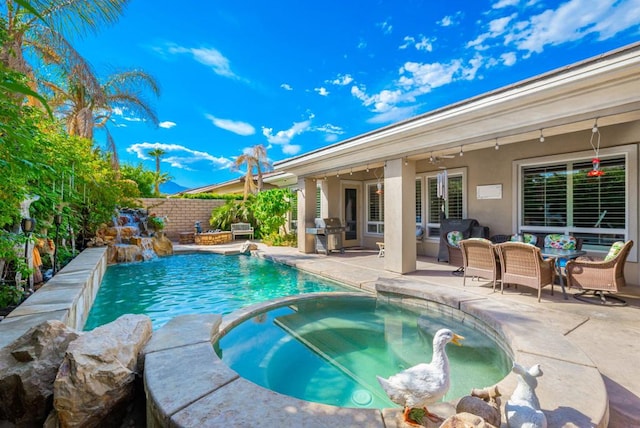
<box><xmin>305</xmin><ymin>217</ymin><xmax>345</xmax><ymax>254</ymax></box>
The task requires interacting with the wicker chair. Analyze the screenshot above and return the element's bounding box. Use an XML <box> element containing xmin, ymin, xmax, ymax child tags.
<box><xmin>459</xmin><ymin>238</ymin><xmax>501</xmax><ymax>291</ymax></box>
<box><xmin>566</xmin><ymin>240</ymin><xmax>633</xmax><ymax>305</ymax></box>
<box><xmin>496</xmin><ymin>242</ymin><xmax>556</xmax><ymax>302</ymax></box>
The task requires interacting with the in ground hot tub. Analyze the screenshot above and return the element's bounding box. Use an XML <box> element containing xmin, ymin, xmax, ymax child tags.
<box><xmin>214</xmin><ymin>294</ymin><xmax>511</xmax><ymax>409</ymax></box>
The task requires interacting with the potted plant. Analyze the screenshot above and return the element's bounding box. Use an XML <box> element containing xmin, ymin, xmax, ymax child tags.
<box><xmin>146</xmin><ymin>214</ymin><xmax>165</xmax><ymax>232</ymax></box>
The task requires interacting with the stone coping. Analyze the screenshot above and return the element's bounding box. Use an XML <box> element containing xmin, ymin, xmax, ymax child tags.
<box><xmin>0</xmin><ymin>247</ymin><xmax>108</xmax><ymax>348</ymax></box>
<box><xmin>143</xmin><ymin>286</ymin><xmax>608</xmax><ymax>428</ymax></box>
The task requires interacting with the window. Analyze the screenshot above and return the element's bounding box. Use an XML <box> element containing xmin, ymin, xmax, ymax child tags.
<box><xmin>519</xmin><ymin>150</ymin><xmax>632</xmax><ymax>251</ymax></box>
<box><xmin>415</xmin><ymin>178</ymin><xmax>422</xmax><ymax>224</ymax></box>
<box><xmin>315</xmin><ymin>185</ymin><xmax>322</xmax><ymax>219</ymax></box>
<box><xmin>426</xmin><ymin>172</ymin><xmax>464</xmax><ymax>238</ymax></box>
<box><xmin>366</xmin><ymin>182</ymin><xmax>384</xmax><ymax>235</ymax></box>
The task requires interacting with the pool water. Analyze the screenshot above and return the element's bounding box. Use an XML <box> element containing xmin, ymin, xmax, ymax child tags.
<box><xmin>215</xmin><ymin>295</ymin><xmax>511</xmax><ymax>409</ymax></box>
<box><xmin>83</xmin><ymin>253</ymin><xmax>350</xmax><ymax>330</ymax></box>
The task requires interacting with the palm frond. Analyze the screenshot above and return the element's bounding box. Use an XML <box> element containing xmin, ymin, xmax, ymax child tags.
<box><xmin>28</xmin><ymin>0</ymin><xmax>131</xmax><ymax>38</ymax></box>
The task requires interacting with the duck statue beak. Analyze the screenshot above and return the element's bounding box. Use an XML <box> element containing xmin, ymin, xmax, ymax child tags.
<box><xmin>452</xmin><ymin>333</ymin><xmax>465</xmax><ymax>346</ymax></box>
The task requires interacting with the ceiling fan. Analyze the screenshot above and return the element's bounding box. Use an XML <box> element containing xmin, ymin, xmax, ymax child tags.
<box><xmin>428</xmin><ymin>153</ymin><xmax>455</xmax><ymax>164</ymax></box>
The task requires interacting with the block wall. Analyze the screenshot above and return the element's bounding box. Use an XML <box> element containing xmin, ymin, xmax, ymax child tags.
<box><xmin>138</xmin><ymin>198</ymin><xmax>227</xmax><ymax>241</ymax></box>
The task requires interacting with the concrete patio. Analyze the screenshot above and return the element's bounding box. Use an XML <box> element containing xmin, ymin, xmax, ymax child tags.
<box><xmin>170</xmin><ymin>242</ymin><xmax>640</xmax><ymax>427</ymax></box>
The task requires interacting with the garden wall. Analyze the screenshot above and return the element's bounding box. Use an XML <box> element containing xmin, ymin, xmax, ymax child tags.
<box><xmin>138</xmin><ymin>198</ymin><xmax>227</xmax><ymax>241</ymax></box>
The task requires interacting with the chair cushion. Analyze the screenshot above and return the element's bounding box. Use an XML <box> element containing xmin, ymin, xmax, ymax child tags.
<box><xmin>604</xmin><ymin>241</ymin><xmax>625</xmax><ymax>261</ymax></box>
<box><xmin>511</xmin><ymin>233</ymin><xmax>538</xmax><ymax>245</ymax></box>
<box><xmin>447</xmin><ymin>231</ymin><xmax>464</xmax><ymax>247</ymax></box>
<box><xmin>544</xmin><ymin>234</ymin><xmax>577</xmax><ymax>250</ymax></box>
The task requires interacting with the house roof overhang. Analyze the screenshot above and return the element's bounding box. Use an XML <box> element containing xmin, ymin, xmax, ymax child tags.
<box><xmin>274</xmin><ymin>42</ymin><xmax>640</xmax><ymax>178</ymax></box>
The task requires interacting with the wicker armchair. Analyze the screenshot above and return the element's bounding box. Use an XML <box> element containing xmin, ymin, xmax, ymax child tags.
<box><xmin>459</xmin><ymin>238</ymin><xmax>501</xmax><ymax>291</ymax></box>
<box><xmin>566</xmin><ymin>240</ymin><xmax>633</xmax><ymax>305</ymax></box>
<box><xmin>496</xmin><ymin>242</ymin><xmax>556</xmax><ymax>302</ymax></box>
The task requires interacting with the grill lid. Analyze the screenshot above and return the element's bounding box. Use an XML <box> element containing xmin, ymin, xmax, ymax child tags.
<box><xmin>315</xmin><ymin>217</ymin><xmax>343</xmax><ymax>228</ymax></box>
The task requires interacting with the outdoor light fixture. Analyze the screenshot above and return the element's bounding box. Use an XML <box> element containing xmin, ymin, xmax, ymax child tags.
<box><xmin>588</xmin><ymin>118</ymin><xmax>605</xmax><ymax>177</ymax></box>
<box><xmin>21</xmin><ymin>218</ymin><xmax>36</xmax><ymax>285</ymax></box>
<box><xmin>366</xmin><ymin>165</ymin><xmax>369</xmax><ymax>173</ymax></box>
<box><xmin>539</xmin><ymin>129</ymin><xmax>545</xmax><ymax>143</ymax></box>
<box><xmin>350</xmin><ymin>168</ymin><xmax>353</xmax><ymax>175</ymax></box>
<box><xmin>459</xmin><ymin>146</ymin><xmax>464</xmax><ymax>157</ymax></box>
<box><xmin>21</xmin><ymin>218</ymin><xmax>36</xmax><ymax>235</ymax></box>
<box><xmin>494</xmin><ymin>138</ymin><xmax>500</xmax><ymax>150</ymax></box>
<box><xmin>404</xmin><ymin>158</ymin><xmax>408</xmax><ymax>166</ymax></box>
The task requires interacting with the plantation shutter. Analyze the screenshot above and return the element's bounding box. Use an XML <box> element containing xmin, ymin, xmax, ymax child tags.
<box><xmin>522</xmin><ymin>164</ymin><xmax>567</xmax><ymax>227</ymax></box>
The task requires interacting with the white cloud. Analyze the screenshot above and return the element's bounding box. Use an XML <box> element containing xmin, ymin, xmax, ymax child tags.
<box><xmin>262</xmin><ymin>120</ymin><xmax>311</xmax><ymax>145</ymax></box>
<box><xmin>399</xmin><ymin>60</ymin><xmax>463</xmax><ymax>92</ymax></box>
<box><xmin>439</xmin><ymin>11</ymin><xmax>463</xmax><ymax>27</ymax></box>
<box><xmin>351</xmin><ymin>56</ymin><xmax>483</xmax><ymax>123</ymax></box>
<box><xmin>493</xmin><ymin>0</ymin><xmax>519</xmax><ymax>8</ymax></box>
<box><xmin>399</xmin><ymin>35</ymin><xmax>435</xmax><ymax>51</ymax></box>
<box><xmin>126</xmin><ymin>142</ymin><xmax>233</xmax><ymax>171</ymax></box>
<box><xmin>368</xmin><ymin>106</ymin><xmax>420</xmax><ymax>124</ymax></box>
<box><xmin>280</xmin><ymin>83</ymin><xmax>293</xmax><ymax>91</ymax></box>
<box><xmin>314</xmin><ymin>87</ymin><xmax>330</xmax><ymax>96</ymax></box>
<box><xmin>329</xmin><ymin>74</ymin><xmax>354</xmax><ymax>86</ymax></box>
<box><xmin>469</xmin><ymin>0</ymin><xmax>640</xmax><ymax>56</ymax></box>
<box><xmin>282</xmin><ymin>144</ymin><xmax>302</xmax><ymax>155</ymax></box>
<box><xmin>501</xmin><ymin>51</ymin><xmax>517</xmax><ymax>66</ymax></box>
<box><xmin>415</xmin><ymin>35</ymin><xmax>435</xmax><ymax>51</ymax></box>
<box><xmin>163</xmin><ymin>43</ymin><xmax>240</xmax><ymax>79</ymax></box>
<box><xmin>377</xmin><ymin>20</ymin><xmax>393</xmax><ymax>34</ymax></box>
<box><xmin>111</xmin><ymin>106</ymin><xmax>144</xmax><ymax>123</ymax></box>
<box><xmin>205</xmin><ymin>114</ymin><xmax>255</xmax><ymax>136</ymax></box>
<box><xmin>159</xmin><ymin>121</ymin><xmax>176</xmax><ymax>129</ymax></box>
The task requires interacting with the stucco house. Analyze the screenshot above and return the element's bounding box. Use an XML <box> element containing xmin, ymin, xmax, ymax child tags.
<box><xmin>273</xmin><ymin>42</ymin><xmax>640</xmax><ymax>286</ymax></box>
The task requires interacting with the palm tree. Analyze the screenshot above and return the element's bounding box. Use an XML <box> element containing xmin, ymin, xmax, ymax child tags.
<box><xmin>1</xmin><ymin>0</ymin><xmax>130</xmax><ymax>82</ymax></box>
<box><xmin>43</xmin><ymin>67</ymin><xmax>160</xmax><ymax>169</ymax></box>
<box><xmin>148</xmin><ymin>148</ymin><xmax>166</xmax><ymax>195</ymax></box>
<box><xmin>233</xmin><ymin>144</ymin><xmax>272</xmax><ymax>200</ymax></box>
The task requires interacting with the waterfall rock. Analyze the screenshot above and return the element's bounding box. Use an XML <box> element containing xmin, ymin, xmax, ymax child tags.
<box><xmin>152</xmin><ymin>233</ymin><xmax>174</xmax><ymax>256</ymax></box>
<box><xmin>0</xmin><ymin>320</ymin><xmax>79</xmax><ymax>426</ymax></box>
<box><xmin>53</xmin><ymin>314</ymin><xmax>152</xmax><ymax>427</ymax></box>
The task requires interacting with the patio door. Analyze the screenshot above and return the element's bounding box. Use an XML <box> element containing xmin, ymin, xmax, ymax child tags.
<box><xmin>343</xmin><ymin>183</ymin><xmax>361</xmax><ymax>248</ymax></box>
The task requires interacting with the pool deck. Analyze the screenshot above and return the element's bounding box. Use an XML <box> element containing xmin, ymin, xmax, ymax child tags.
<box><xmin>167</xmin><ymin>242</ymin><xmax>640</xmax><ymax>427</ymax></box>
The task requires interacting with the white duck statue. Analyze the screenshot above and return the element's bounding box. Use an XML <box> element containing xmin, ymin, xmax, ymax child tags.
<box><xmin>377</xmin><ymin>328</ymin><xmax>464</xmax><ymax>426</ymax></box>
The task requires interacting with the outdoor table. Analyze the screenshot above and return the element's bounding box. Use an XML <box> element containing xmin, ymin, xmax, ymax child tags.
<box><xmin>540</xmin><ymin>248</ymin><xmax>587</xmax><ymax>299</ymax></box>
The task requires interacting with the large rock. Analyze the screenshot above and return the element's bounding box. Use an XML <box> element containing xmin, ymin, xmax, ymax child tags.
<box><xmin>0</xmin><ymin>320</ymin><xmax>79</xmax><ymax>426</ymax></box>
<box><xmin>53</xmin><ymin>314</ymin><xmax>152</xmax><ymax>427</ymax></box>
<box><xmin>152</xmin><ymin>233</ymin><xmax>173</xmax><ymax>256</ymax></box>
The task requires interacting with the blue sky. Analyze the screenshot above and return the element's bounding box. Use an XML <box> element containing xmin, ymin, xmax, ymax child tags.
<box><xmin>74</xmin><ymin>0</ymin><xmax>640</xmax><ymax>190</ymax></box>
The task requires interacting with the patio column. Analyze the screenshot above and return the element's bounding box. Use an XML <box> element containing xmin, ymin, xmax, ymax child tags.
<box><xmin>384</xmin><ymin>158</ymin><xmax>417</xmax><ymax>274</ymax></box>
<box><xmin>297</xmin><ymin>177</ymin><xmax>317</xmax><ymax>253</ymax></box>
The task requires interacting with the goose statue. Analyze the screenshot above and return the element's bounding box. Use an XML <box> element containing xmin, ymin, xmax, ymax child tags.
<box><xmin>377</xmin><ymin>328</ymin><xmax>464</xmax><ymax>426</ymax></box>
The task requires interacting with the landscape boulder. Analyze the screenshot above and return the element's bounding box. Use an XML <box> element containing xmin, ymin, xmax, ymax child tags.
<box><xmin>0</xmin><ymin>320</ymin><xmax>79</xmax><ymax>426</ymax></box>
<box><xmin>53</xmin><ymin>314</ymin><xmax>152</xmax><ymax>427</ymax></box>
<box><xmin>151</xmin><ymin>233</ymin><xmax>173</xmax><ymax>257</ymax></box>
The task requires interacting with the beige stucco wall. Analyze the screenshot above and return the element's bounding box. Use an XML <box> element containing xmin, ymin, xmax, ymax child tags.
<box><xmin>308</xmin><ymin>120</ymin><xmax>640</xmax><ymax>284</ymax></box>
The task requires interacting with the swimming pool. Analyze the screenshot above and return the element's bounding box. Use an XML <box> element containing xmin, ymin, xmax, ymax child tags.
<box><xmin>215</xmin><ymin>294</ymin><xmax>511</xmax><ymax>409</ymax></box>
<box><xmin>83</xmin><ymin>253</ymin><xmax>352</xmax><ymax>330</ymax></box>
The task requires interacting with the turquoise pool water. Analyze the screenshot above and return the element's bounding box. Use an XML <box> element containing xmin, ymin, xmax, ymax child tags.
<box><xmin>215</xmin><ymin>295</ymin><xmax>511</xmax><ymax>409</ymax></box>
<box><xmin>83</xmin><ymin>253</ymin><xmax>350</xmax><ymax>330</ymax></box>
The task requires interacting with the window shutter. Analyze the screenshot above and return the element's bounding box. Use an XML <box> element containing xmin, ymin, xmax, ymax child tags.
<box><xmin>522</xmin><ymin>164</ymin><xmax>567</xmax><ymax>227</ymax></box>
